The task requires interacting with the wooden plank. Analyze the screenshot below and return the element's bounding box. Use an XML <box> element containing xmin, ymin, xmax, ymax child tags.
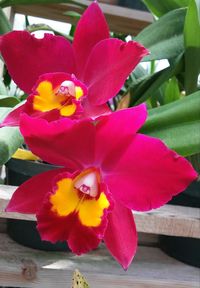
<box><xmin>0</xmin><ymin>184</ymin><xmax>199</xmax><ymax>238</ymax></box>
<box><xmin>0</xmin><ymin>233</ymin><xmax>199</xmax><ymax>288</ymax></box>
<box><xmin>13</xmin><ymin>1</ymin><xmax>153</xmax><ymax>35</ymax></box>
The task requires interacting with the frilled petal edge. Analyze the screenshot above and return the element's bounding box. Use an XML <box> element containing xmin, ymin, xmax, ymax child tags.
<box><xmin>6</xmin><ymin>168</ymin><xmax>65</xmax><ymax>213</ymax></box>
<box><xmin>104</xmin><ymin>134</ymin><xmax>198</xmax><ymax>211</ymax></box>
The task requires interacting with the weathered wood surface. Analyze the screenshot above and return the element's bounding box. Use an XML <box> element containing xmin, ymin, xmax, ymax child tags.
<box><xmin>13</xmin><ymin>0</ymin><xmax>153</xmax><ymax>35</ymax></box>
<box><xmin>0</xmin><ymin>184</ymin><xmax>200</xmax><ymax>238</ymax></box>
<box><xmin>0</xmin><ymin>233</ymin><xmax>199</xmax><ymax>288</ymax></box>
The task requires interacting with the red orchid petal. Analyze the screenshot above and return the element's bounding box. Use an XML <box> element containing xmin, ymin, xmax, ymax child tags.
<box><xmin>20</xmin><ymin>113</ymin><xmax>95</xmax><ymax>169</ymax></box>
<box><xmin>0</xmin><ymin>104</ymin><xmax>24</xmax><ymax>127</ymax></box>
<box><xmin>104</xmin><ymin>202</ymin><xmax>137</xmax><ymax>270</ymax></box>
<box><xmin>0</xmin><ymin>31</ymin><xmax>75</xmax><ymax>93</ymax></box>
<box><xmin>37</xmin><ymin>202</ymin><xmax>101</xmax><ymax>254</ymax></box>
<box><xmin>83</xmin><ymin>39</ymin><xmax>148</xmax><ymax>105</ymax></box>
<box><xmin>73</xmin><ymin>2</ymin><xmax>109</xmax><ymax>78</ymax></box>
<box><xmin>81</xmin><ymin>98</ymin><xmax>111</xmax><ymax>119</ymax></box>
<box><xmin>95</xmin><ymin>104</ymin><xmax>147</xmax><ymax>164</ymax></box>
<box><xmin>103</xmin><ymin>134</ymin><xmax>198</xmax><ymax>211</ymax></box>
<box><xmin>6</xmin><ymin>168</ymin><xmax>65</xmax><ymax>213</ymax></box>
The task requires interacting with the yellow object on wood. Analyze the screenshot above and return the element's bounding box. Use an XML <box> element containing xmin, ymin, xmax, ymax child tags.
<box><xmin>12</xmin><ymin>148</ymin><xmax>40</xmax><ymax>161</ymax></box>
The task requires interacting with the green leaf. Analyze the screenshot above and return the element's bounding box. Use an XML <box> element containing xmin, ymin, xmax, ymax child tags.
<box><xmin>141</xmin><ymin>91</ymin><xmax>200</xmax><ymax>156</ymax></box>
<box><xmin>0</xmin><ymin>127</ymin><xmax>23</xmax><ymax>165</ymax></box>
<box><xmin>184</xmin><ymin>0</ymin><xmax>200</xmax><ymax>94</ymax></box>
<box><xmin>0</xmin><ymin>79</ymin><xmax>8</xmax><ymax>95</ymax></box>
<box><xmin>142</xmin><ymin>0</ymin><xmax>189</xmax><ymax>17</ymax></box>
<box><xmin>0</xmin><ymin>108</ymin><xmax>23</xmax><ymax>165</ymax></box>
<box><xmin>136</xmin><ymin>8</ymin><xmax>186</xmax><ymax>61</ymax></box>
<box><xmin>164</xmin><ymin>77</ymin><xmax>181</xmax><ymax>104</ymax></box>
<box><xmin>129</xmin><ymin>55</ymin><xmax>183</xmax><ymax>106</ymax></box>
<box><xmin>63</xmin><ymin>10</ymin><xmax>81</xmax><ymax>19</ymax></box>
<box><xmin>0</xmin><ymin>96</ymin><xmax>20</xmax><ymax>107</ymax></box>
<box><xmin>0</xmin><ymin>7</ymin><xmax>11</xmax><ymax>34</ymax></box>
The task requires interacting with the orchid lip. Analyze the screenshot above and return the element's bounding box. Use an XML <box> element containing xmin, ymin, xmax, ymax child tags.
<box><xmin>30</xmin><ymin>73</ymin><xmax>88</xmax><ymax>119</ymax></box>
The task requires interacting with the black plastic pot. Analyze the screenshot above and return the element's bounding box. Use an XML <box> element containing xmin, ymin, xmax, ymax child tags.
<box><xmin>6</xmin><ymin>158</ymin><xmax>70</xmax><ymax>252</ymax></box>
<box><xmin>159</xmin><ymin>178</ymin><xmax>200</xmax><ymax>267</ymax></box>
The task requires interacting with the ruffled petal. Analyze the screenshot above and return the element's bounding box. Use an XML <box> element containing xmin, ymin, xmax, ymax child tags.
<box><xmin>37</xmin><ymin>202</ymin><xmax>102</xmax><ymax>254</ymax></box>
<box><xmin>104</xmin><ymin>202</ymin><xmax>137</xmax><ymax>270</ymax></box>
<box><xmin>83</xmin><ymin>39</ymin><xmax>148</xmax><ymax>105</ymax></box>
<box><xmin>6</xmin><ymin>168</ymin><xmax>65</xmax><ymax>213</ymax></box>
<box><xmin>37</xmin><ymin>171</ymin><xmax>112</xmax><ymax>255</ymax></box>
<box><xmin>73</xmin><ymin>2</ymin><xmax>109</xmax><ymax>78</ymax></box>
<box><xmin>0</xmin><ymin>31</ymin><xmax>75</xmax><ymax>93</ymax></box>
<box><xmin>20</xmin><ymin>113</ymin><xmax>95</xmax><ymax>169</ymax></box>
<box><xmin>103</xmin><ymin>134</ymin><xmax>198</xmax><ymax>211</ymax></box>
<box><xmin>95</xmin><ymin>105</ymin><xmax>147</xmax><ymax>165</ymax></box>
<box><xmin>0</xmin><ymin>104</ymin><xmax>24</xmax><ymax>127</ymax></box>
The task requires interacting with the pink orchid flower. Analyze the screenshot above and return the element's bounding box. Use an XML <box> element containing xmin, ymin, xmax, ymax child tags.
<box><xmin>0</xmin><ymin>2</ymin><xmax>148</xmax><ymax>126</ymax></box>
<box><xmin>6</xmin><ymin>104</ymin><xmax>197</xmax><ymax>269</ymax></box>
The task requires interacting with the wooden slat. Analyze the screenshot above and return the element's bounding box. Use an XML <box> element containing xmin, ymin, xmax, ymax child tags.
<box><xmin>0</xmin><ymin>184</ymin><xmax>199</xmax><ymax>238</ymax></box>
<box><xmin>13</xmin><ymin>0</ymin><xmax>153</xmax><ymax>35</ymax></box>
<box><xmin>0</xmin><ymin>233</ymin><xmax>199</xmax><ymax>288</ymax></box>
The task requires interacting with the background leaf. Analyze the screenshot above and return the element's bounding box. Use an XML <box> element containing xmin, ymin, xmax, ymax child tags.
<box><xmin>0</xmin><ymin>108</ymin><xmax>23</xmax><ymax>165</ymax></box>
<box><xmin>135</xmin><ymin>8</ymin><xmax>186</xmax><ymax>61</ymax></box>
<box><xmin>184</xmin><ymin>0</ymin><xmax>200</xmax><ymax>94</ymax></box>
<box><xmin>0</xmin><ymin>96</ymin><xmax>20</xmax><ymax>107</ymax></box>
<box><xmin>164</xmin><ymin>77</ymin><xmax>181</xmax><ymax>104</ymax></box>
<box><xmin>141</xmin><ymin>91</ymin><xmax>200</xmax><ymax>156</ymax></box>
<box><xmin>0</xmin><ymin>7</ymin><xmax>11</xmax><ymax>34</ymax></box>
<box><xmin>129</xmin><ymin>55</ymin><xmax>183</xmax><ymax>106</ymax></box>
<box><xmin>142</xmin><ymin>0</ymin><xmax>189</xmax><ymax>17</ymax></box>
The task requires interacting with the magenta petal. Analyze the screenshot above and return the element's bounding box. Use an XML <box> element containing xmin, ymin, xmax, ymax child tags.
<box><xmin>82</xmin><ymin>98</ymin><xmax>111</xmax><ymax>119</ymax></box>
<box><xmin>0</xmin><ymin>31</ymin><xmax>75</xmax><ymax>93</ymax></box>
<box><xmin>104</xmin><ymin>202</ymin><xmax>137</xmax><ymax>270</ymax></box>
<box><xmin>83</xmin><ymin>39</ymin><xmax>148</xmax><ymax>105</ymax></box>
<box><xmin>37</xmin><ymin>202</ymin><xmax>101</xmax><ymax>254</ymax></box>
<box><xmin>104</xmin><ymin>134</ymin><xmax>198</xmax><ymax>211</ymax></box>
<box><xmin>0</xmin><ymin>104</ymin><xmax>24</xmax><ymax>127</ymax></box>
<box><xmin>73</xmin><ymin>2</ymin><xmax>109</xmax><ymax>78</ymax></box>
<box><xmin>20</xmin><ymin>113</ymin><xmax>95</xmax><ymax>169</ymax></box>
<box><xmin>6</xmin><ymin>168</ymin><xmax>65</xmax><ymax>213</ymax></box>
<box><xmin>95</xmin><ymin>105</ymin><xmax>147</xmax><ymax>165</ymax></box>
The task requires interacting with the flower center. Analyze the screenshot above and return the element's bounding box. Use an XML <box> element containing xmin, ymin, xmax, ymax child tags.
<box><xmin>49</xmin><ymin>168</ymin><xmax>110</xmax><ymax>227</ymax></box>
<box><xmin>32</xmin><ymin>73</ymin><xmax>87</xmax><ymax>118</ymax></box>
<box><xmin>74</xmin><ymin>171</ymin><xmax>98</xmax><ymax>197</ymax></box>
<box><xmin>56</xmin><ymin>80</ymin><xmax>76</xmax><ymax>98</ymax></box>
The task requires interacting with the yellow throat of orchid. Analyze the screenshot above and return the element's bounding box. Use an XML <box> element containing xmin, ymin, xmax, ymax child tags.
<box><xmin>50</xmin><ymin>168</ymin><xmax>110</xmax><ymax>227</ymax></box>
<box><xmin>33</xmin><ymin>79</ymin><xmax>84</xmax><ymax>117</ymax></box>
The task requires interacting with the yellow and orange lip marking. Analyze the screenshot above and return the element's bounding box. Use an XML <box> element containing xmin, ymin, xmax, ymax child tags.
<box><xmin>33</xmin><ymin>80</ymin><xmax>84</xmax><ymax>117</ymax></box>
<box><xmin>50</xmin><ymin>169</ymin><xmax>110</xmax><ymax>227</ymax></box>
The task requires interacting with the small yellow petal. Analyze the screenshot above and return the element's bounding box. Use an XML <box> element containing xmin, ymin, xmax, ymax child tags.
<box><xmin>33</xmin><ymin>81</ymin><xmax>61</xmax><ymax>112</ymax></box>
<box><xmin>78</xmin><ymin>193</ymin><xmax>110</xmax><ymax>227</ymax></box>
<box><xmin>75</xmin><ymin>86</ymin><xmax>84</xmax><ymax>100</ymax></box>
<box><xmin>50</xmin><ymin>178</ymin><xmax>79</xmax><ymax>216</ymax></box>
<box><xmin>60</xmin><ymin>103</ymin><xmax>77</xmax><ymax>116</ymax></box>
